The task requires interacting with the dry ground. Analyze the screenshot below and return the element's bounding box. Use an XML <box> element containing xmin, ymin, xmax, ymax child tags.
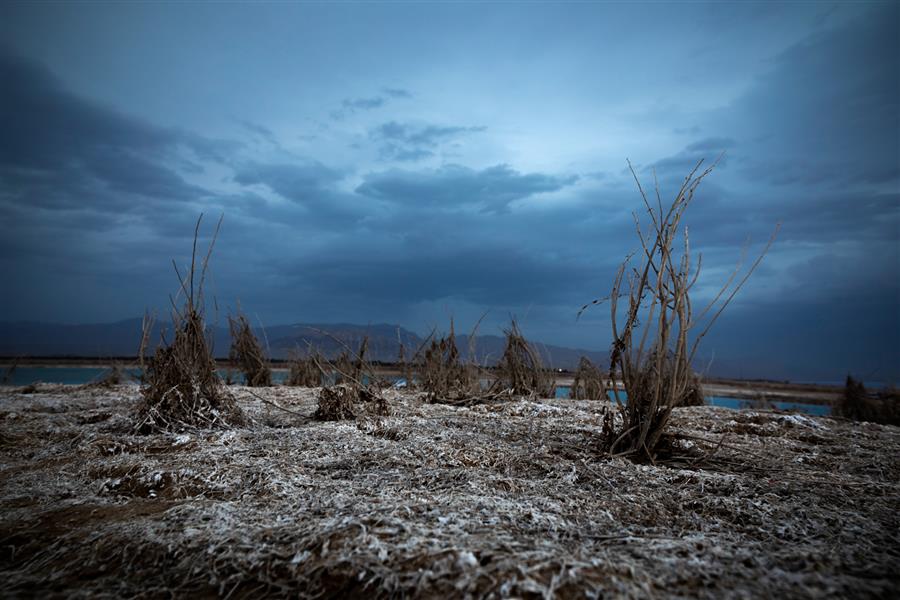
<box><xmin>1</xmin><ymin>384</ymin><xmax>898</xmax><ymax>598</ymax></box>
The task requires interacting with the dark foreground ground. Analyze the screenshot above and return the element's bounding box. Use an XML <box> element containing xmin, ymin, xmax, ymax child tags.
<box><xmin>1</xmin><ymin>384</ymin><xmax>898</xmax><ymax>598</ymax></box>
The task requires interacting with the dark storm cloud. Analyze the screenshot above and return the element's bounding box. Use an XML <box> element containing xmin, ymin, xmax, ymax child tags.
<box><xmin>686</xmin><ymin>137</ymin><xmax>736</xmax><ymax>153</ymax></box>
<box><xmin>0</xmin><ymin>4</ymin><xmax>897</xmax><ymax>382</ymax></box>
<box><xmin>645</xmin><ymin>141</ymin><xmax>732</xmax><ymax>180</ymax></box>
<box><xmin>356</xmin><ymin>164</ymin><xmax>578</xmax><ymax>212</ymax></box>
<box><xmin>0</xmin><ymin>51</ymin><xmax>227</xmax><ymax>213</ymax></box>
<box><xmin>725</xmin><ymin>3</ymin><xmax>898</xmax><ymax>189</ymax></box>
<box><xmin>289</xmin><ymin>246</ymin><xmax>591</xmax><ymax>307</ymax></box>
<box><xmin>702</xmin><ymin>249</ymin><xmax>900</xmax><ymax>382</ymax></box>
<box><xmin>370</xmin><ymin>121</ymin><xmax>486</xmax><ymax>161</ymax></box>
<box><xmin>233</xmin><ymin>161</ymin><xmax>342</xmax><ymax>204</ymax></box>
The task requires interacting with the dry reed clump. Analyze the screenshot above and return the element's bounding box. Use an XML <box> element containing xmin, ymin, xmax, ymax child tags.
<box><xmin>1</xmin><ymin>359</ymin><xmax>19</xmax><ymax>385</ymax></box>
<box><xmin>285</xmin><ymin>349</ymin><xmax>324</xmax><ymax>387</ymax></box>
<box><xmin>570</xmin><ymin>356</ymin><xmax>607</xmax><ymax>400</ymax></box>
<box><xmin>835</xmin><ymin>376</ymin><xmax>900</xmax><ymax>425</ymax></box>
<box><xmin>228</xmin><ymin>313</ymin><xmax>272</xmax><ymax>387</ymax></box>
<box><xmin>135</xmin><ymin>215</ymin><xmax>244</xmax><ymax>433</ymax></box>
<box><xmin>314</xmin><ymin>335</ymin><xmax>390</xmax><ymax>419</ymax></box>
<box><xmin>495</xmin><ymin>320</ymin><xmax>556</xmax><ymax>398</ymax></box>
<box><xmin>83</xmin><ymin>364</ymin><xmax>132</xmax><ymax>389</ymax></box>
<box><xmin>682</xmin><ymin>371</ymin><xmax>706</xmax><ymax>407</ymax></box>
<box><xmin>314</xmin><ymin>384</ymin><xmax>389</xmax><ymax>421</ymax></box>
<box><xmin>419</xmin><ymin>322</ymin><xmax>481</xmax><ymax>402</ymax></box>
<box><xmin>581</xmin><ymin>158</ymin><xmax>777</xmax><ymax>461</ymax></box>
<box><xmin>627</xmin><ymin>349</ymin><xmax>706</xmax><ymax>408</ymax></box>
<box><xmin>396</xmin><ymin>334</ymin><xmax>416</xmax><ymax>390</ymax></box>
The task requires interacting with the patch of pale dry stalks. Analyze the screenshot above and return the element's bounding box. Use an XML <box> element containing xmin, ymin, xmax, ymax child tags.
<box><xmin>495</xmin><ymin>320</ymin><xmax>556</xmax><ymax>398</ymax></box>
<box><xmin>228</xmin><ymin>312</ymin><xmax>272</xmax><ymax>387</ymax></box>
<box><xmin>581</xmin><ymin>158</ymin><xmax>777</xmax><ymax>461</ymax></box>
<box><xmin>135</xmin><ymin>215</ymin><xmax>244</xmax><ymax>433</ymax></box>
<box><xmin>570</xmin><ymin>356</ymin><xmax>607</xmax><ymax>400</ymax></box>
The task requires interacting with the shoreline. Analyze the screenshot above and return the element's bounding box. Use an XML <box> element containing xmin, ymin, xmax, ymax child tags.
<box><xmin>0</xmin><ymin>358</ymin><xmax>848</xmax><ymax>405</ymax></box>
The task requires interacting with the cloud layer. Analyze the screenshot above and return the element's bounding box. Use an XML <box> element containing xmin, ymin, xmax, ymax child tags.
<box><xmin>0</xmin><ymin>3</ymin><xmax>897</xmax><ymax>381</ymax></box>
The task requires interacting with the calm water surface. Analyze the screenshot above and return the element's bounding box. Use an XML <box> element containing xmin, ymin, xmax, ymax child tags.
<box><xmin>1</xmin><ymin>367</ymin><xmax>832</xmax><ymax>416</ymax></box>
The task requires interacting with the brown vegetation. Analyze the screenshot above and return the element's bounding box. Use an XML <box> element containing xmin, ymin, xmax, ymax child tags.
<box><xmin>582</xmin><ymin>159</ymin><xmax>777</xmax><ymax>460</ymax></box>
<box><xmin>313</xmin><ymin>383</ymin><xmax>389</xmax><ymax>421</ymax></box>
<box><xmin>570</xmin><ymin>356</ymin><xmax>606</xmax><ymax>400</ymax></box>
<box><xmin>83</xmin><ymin>364</ymin><xmax>130</xmax><ymax>389</ymax></box>
<box><xmin>228</xmin><ymin>313</ymin><xmax>272</xmax><ymax>387</ymax></box>
<box><xmin>495</xmin><ymin>320</ymin><xmax>556</xmax><ymax>398</ymax></box>
<box><xmin>314</xmin><ymin>334</ymin><xmax>391</xmax><ymax>420</ymax></box>
<box><xmin>134</xmin><ymin>215</ymin><xmax>244</xmax><ymax>432</ymax></box>
<box><xmin>396</xmin><ymin>331</ymin><xmax>415</xmax><ymax>390</ymax></box>
<box><xmin>834</xmin><ymin>376</ymin><xmax>900</xmax><ymax>425</ymax></box>
<box><xmin>419</xmin><ymin>321</ymin><xmax>481</xmax><ymax>402</ymax></box>
<box><xmin>285</xmin><ymin>348</ymin><xmax>324</xmax><ymax>387</ymax></box>
<box><xmin>3</xmin><ymin>384</ymin><xmax>898</xmax><ymax>598</ymax></box>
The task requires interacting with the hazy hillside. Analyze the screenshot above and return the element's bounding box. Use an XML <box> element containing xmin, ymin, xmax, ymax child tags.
<box><xmin>0</xmin><ymin>319</ymin><xmax>606</xmax><ymax>370</ymax></box>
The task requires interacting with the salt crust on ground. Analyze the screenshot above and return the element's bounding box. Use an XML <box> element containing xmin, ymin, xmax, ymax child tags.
<box><xmin>1</xmin><ymin>384</ymin><xmax>898</xmax><ymax>598</ymax></box>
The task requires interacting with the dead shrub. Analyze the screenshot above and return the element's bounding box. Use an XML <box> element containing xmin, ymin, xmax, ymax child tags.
<box><xmin>570</xmin><ymin>356</ymin><xmax>606</xmax><ymax>400</ymax></box>
<box><xmin>286</xmin><ymin>348</ymin><xmax>324</xmax><ymax>387</ymax></box>
<box><xmin>83</xmin><ymin>363</ymin><xmax>132</xmax><ymax>389</ymax></box>
<box><xmin>397</xmin><ymin>332</ymin><xmax>416</xmax><ymax>390</ymax></box>
<box><xmin>419</xmin><ymin>321</ymin><xmax>482</xmax><ymax>402</ymax></box>
<box><xmin>835</xmin><ymin>376</ymin><xmax>900</xmax><ymax>425</ymax></box>
<box><xmin>495</xmin><ymin>320</ymin><xmax>556</xmax><ymax>398</ymax></box>
<box><xmin>228</xmin><ymin>313</ymin><xmax>272</xmax><ymax>387</ymax></box>
<box><xmin>580</xmin><ymin>159</ymin><xmax>777</xmax><ymax>461</ymax></box>
<box><xmin>135</xmin><ymin>215</ymin><xmax>245</xmax><ymax>433</ymax></box>
<box><xmin>1</xmin><ymin>358</ymin><xmax>19</xmax><ymax>385</ymax></box>
<box><xmin>312</xmin><ymin>333</ymin><xmax>391</xmax><ymax>418</ymax></box>
<box><xmin>314</xmin><ymin>384</ymin><xmax>389</xmax><ymax>421</ymax></box>
<box><xmin>682</xmin><ymin>371</ymin><xmax>707</xmax><ymax>407</ymax></box>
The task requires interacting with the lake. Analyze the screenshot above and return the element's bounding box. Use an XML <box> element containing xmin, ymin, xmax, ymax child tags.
<box><xmin>1</xmin><ymin>366</ymin><xmax>831</xmax><ymax>416</ymax></box>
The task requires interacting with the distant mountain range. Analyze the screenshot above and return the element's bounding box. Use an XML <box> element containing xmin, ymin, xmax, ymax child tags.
<box><xmin>0</xmin><ymin>318</ymin><xmax>607</xmax><ymax>370</ymax></box>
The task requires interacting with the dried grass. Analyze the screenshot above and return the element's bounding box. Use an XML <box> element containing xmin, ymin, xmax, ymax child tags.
<box><xmin>83</xmin><ymin>364</ymin><xmax>131</xmax><ymax>389</ymax></box>
<box><xmin>228</xmin><ymin>313</ymin><xmax>272</xmax><ymax>387</ymax></box>
<box><xmin>0</xmin><ymin>358</ymin><xmax>19</xmax><ymax>385</ymax></box>
<box><xmin>135</xmin><ymin>215</ymin><xmax>244</xmax><ymax>433</ymax></box>
<box><xmin>313</xmin><ymin>334</ymin><xmax>391</xmax><ymax>419</ymax></box>
<box><xmin>286</xmin><ymin>349</ymin><xmax>324</xmax><ymax>387</ymax></box>
<box><xmin>495</xmin><ymin>320</ymin><xmax>556</xmax><ymax>398</ymax></box>
<box><xmin>419</xmin><ymin>321</ymin><xmax>482</xmax><ymax>403</ymax></box>
<box><xmin>835</xmin><ymin>376</ymin><xmax>900</xmax><ymax>425</ymax></box>
<box><xmin>570</xmin><ymin>356</ymin><xmax>607</xmax><ymax>400</ymax></box>
<box><xmin>4</xmin><ymin>385</ymin><xmax>899</xmax><ymax>599</ymax></box>
<box><xmin>396</xmin><ymin>330</ymin><xmax>415</xmax><ymax>390</ymax></box>
<box><xmin>581</xmin><ymin>158</ymin><xmax>777</xmax><ymax>460</ymax></box>
<box><xmin>314</xmin><ymin>384</ymin><xmax>390</xmax><ymax>421</ymax></box>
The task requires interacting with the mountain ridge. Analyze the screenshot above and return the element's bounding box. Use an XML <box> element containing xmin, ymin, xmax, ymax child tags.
<box><xmin>0</xmin><ymin>318</ymin><xmax>608</xmax><ymax>370</ymax></box>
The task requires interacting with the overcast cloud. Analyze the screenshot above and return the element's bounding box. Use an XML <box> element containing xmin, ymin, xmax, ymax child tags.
<box><xmin>0</xmin><ymin>2</ymin><xmax>897</xmax><ymax>381</ymax></box>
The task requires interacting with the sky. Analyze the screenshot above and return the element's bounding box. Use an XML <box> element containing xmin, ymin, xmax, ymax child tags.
<box><xmin>0</xmin><ymin>1</ymin><xmax>897</xmax><ymax>382</ymax></box>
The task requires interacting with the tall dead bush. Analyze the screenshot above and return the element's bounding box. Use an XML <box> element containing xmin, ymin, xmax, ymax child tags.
<box><xmin>570</xmin><ymin>356</ymin><xmax>606</xmax><ymax>400</ymax></box>
<box><xmin>495</xmin><ymin>320</ymin><xmax>556</xmax><ymax>398</ymax></box>
<box><xmin>581</xmin><ymin>159</ymin><xmax>777</xmax><ymax>460</ymax></box>
<box><xmin>314</xmin><ymin>334</ymin><xmax>390</xmax><ymax>419</ymax></box>
<box><xmin>835</xmin><ymin>376</ymin><xmax>900</xmax><ymax>425</ymax></box>
<box><xmin>135</xmin><ymin>215</ymin><xmax>244</xmax><ymax>432</ymax></box>
<box><xmin>397</xmin><ymin>330</ymin><xmax>416</xmax><ymax>390</ymax></box>
<box><xmin>228</xmin><ymin>312</ymin><xmax>272</xmax><ymax>386</ymax></box>
<box><xmin>286</xmin><ymin>348</ymin><xmax>324</xmax><ymax>387</ymax></box>
<box><xmin>419</xmin><ymin>321</ymin><xmax>481</xmax><ymax>402</ymax></box>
